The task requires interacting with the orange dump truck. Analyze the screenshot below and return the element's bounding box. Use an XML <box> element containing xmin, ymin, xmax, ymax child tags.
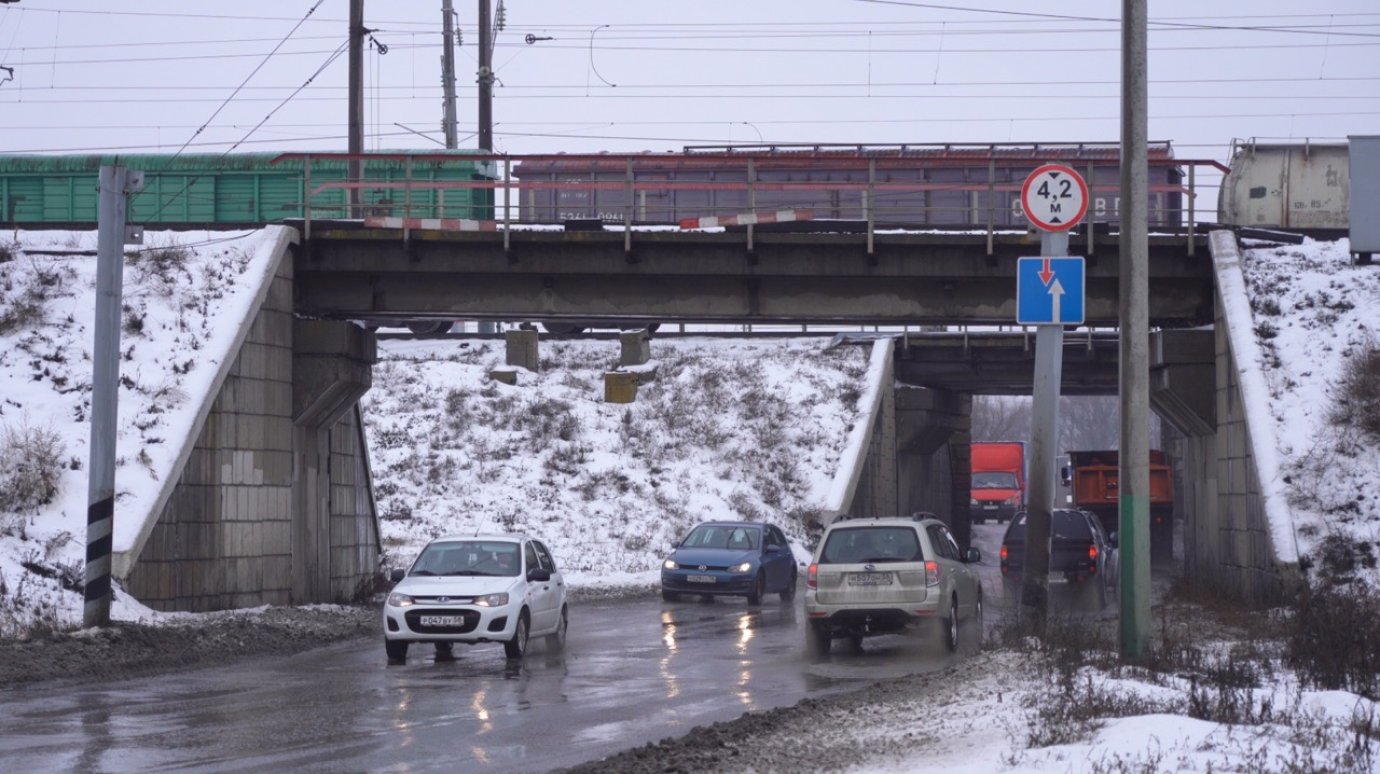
<box><xmin>1063</xmin><ymin>450</ymin><xmax>1174</xmax><ymax>565</ymax></box>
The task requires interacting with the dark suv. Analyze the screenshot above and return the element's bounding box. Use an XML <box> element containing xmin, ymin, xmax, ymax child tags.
<box><xmin>999</xmin><ymin>509</ymin><xmax>1117</xmax><ymax>608</ymax></box>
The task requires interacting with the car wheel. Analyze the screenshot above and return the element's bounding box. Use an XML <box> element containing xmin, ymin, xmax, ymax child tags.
<box><xmin>546</xmin><ymin>606</ymin><xmax>568</xmax><ymax>653</ymax></box>
<box><xmin>434</xmin><ymin>642</ymin><xmax>454</xmax><ymax>660</ymax></box>
<box><xmin>661</xmin><ymin>588</ymin><xmax>679</xmax><ymax>603</ymax></box>
<box><xmin>805</xmin><ymin>622</ymin><xmax>832</xmax><ymax>659</ymax></box>
<box><xmin>746</xmin><ymin>572</ymin><xmax>766</xmax><ymax>606</ymax></box>
<box><xmin>943</xmin><ymin>596</ymin><xmax>959</xmax><ymax>653</ymax></box>
<box><xmin>779</xmin><ymin>569</ymin><xmax>797</xmax><ymax>602</ymax></box>
<box><xmin>504</xmin><ymin>610</ymin><xmax>530</xmax><ymax>660</ymax></box>
<box><xmin>385</xmin><ymin>638</ymin><xmax>409</xmax><ymax>663</ymax></box>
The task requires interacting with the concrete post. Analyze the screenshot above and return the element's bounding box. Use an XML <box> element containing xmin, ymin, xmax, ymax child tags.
<box><xmin>506</xmin><ymin>329</ymin><xmax>539</xmax><ymax>371</ymax></box>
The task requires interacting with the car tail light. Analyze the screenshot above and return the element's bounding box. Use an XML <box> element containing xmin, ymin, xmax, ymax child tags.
<box><xmin>924</xmin><ymin>560</ymin><xmax>940</xmax><ymax>587</ymax></box>
<box><xmin>1088</xmin><ymin>544</ymin><xmax>1099</xmax><ymax>560</ymax></box>
<box><xmin>1000</xmin><ymin>544</ymin><xmax>1008</xmax><ymax>562</ymax></box>
<box><xmin>807</xmin><ymin>563</ymin><xmax>818</xmax><ymax>590</ymax></box>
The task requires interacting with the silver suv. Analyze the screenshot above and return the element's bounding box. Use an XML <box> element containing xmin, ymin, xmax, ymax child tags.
<box><xmin>804</xmin><ymin>514</ymin><xmax>982</xmax><ymax>656</ymax></box>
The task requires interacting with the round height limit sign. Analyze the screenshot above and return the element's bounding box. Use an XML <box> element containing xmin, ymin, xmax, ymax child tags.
<box><xmin>1021</xmin><ymin>164</ymin><xmax>1089</xmax><ymax>232</ymax></box>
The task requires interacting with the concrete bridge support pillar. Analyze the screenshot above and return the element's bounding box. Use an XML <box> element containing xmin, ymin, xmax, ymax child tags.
<box><xmin>506</xmin><ymin>329</ymin><xmax>539</xmax><ymax>371</ymax></box>
<box><xmin>895</xmin><ymin>387</ymin><xmax>973</xmax><ymax>547</ymax></box>
<box><xmin>292</xmin><ymin>320</ymin><xmax>376</xmax><ymax>604</ymax></box>
<box><xmin>619</xmin><ymin>329</ymin><xmax>651</xmax><ymax>367</ymax></box>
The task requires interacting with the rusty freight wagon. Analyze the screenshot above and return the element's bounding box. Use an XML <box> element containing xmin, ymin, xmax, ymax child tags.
<box><xmin>512</xmin><ymin>142</ymin><xmax>1186</xmax><ymax>230</ymax></box>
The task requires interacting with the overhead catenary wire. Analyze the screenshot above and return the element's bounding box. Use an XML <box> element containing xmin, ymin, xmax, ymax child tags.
<box><xmin>170</xmin><ymin>0</ymin><xmax>327</xmax><ymax>160</ymax></box>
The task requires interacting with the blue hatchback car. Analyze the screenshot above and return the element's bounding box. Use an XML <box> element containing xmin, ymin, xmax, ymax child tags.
<box><xmin>661</xmin><ymin>521</ymin><xmax>798</xmax><ymax>604</ymax></box>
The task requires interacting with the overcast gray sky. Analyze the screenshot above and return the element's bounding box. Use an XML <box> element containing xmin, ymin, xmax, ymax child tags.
<box><xmin>1</xmin><ymin>0</ymin><xmax>1376</xmax><ymax>183</ymax></box>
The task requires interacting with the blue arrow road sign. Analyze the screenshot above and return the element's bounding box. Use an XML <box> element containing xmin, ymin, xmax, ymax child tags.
<box><xmin>1017</xmin><ymin>256</ymin><xmax>1085</xmax><ymax>325</ymax></box>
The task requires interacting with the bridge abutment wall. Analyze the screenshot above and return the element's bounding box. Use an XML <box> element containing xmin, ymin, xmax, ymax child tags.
<box><xmin>896</xmin><ymin>387</ymin><xmax>972</xmax><ymax>548</ymax></box>
<box><xmin>1179</xmin><ymin>232</ymin><xmax>1305</xmax><ymax>607</ymax></box>
<box><xmin>124</xmin><ymin>243</ymin><xmax>381</xmax><ymax>612</ymax></box>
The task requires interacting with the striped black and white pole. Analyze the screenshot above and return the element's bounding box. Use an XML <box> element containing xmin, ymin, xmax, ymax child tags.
<box><xmin>84</xmin><ymin>165</ymin><xmax>132</xmax><ymax>628</ymax></box>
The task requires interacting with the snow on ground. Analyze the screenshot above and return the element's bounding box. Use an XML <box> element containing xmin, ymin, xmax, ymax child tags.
<box><xmin>1236</xmin><ymin>238</ymin><xmax>1380</xmax><ymax>571</ymax></box>
<box><xmin>0</xmin><ymin>228</ymin><xmax>285</xmax><ymax>635</ymax></box>
<box><xmin>361</xmin><ymin>336</ymin><xmax>872</xmax><ymax>589</ymax></box>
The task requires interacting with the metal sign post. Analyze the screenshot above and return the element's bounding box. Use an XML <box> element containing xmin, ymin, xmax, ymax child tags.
<box><xmin>85</xmin><ymin>165</ymin><xmax>142</xmax><ymax>629</ymax></box>
<box><xmin>1015</xmin><ymin>164</ymin><xmax>1087</xmax><ymax>630</ymax></box>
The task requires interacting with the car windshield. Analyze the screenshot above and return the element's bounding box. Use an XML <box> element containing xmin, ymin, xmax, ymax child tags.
<box><xmin>972</xmin><ymin>471</ymin><xmax>1019</xmax><ymax>489</ymax></box>
<box><xmin>410</xmin><ymin>541</ymin><xmax>522</xmax><ymax>577</ymax></box>
<box><xmin>1003</xmin><ymin>512</ymin><xmax>1092</xmax><ymax>542</ymax></box>
<box><xmin>820</xmin><ymin>526</ymin><xmax>924</xmax><ymax>564</ymax></box>
<box><xmin>680</xmin><ymin>525</ymin><xmax>760</xmax><ymax>551</ymax></box>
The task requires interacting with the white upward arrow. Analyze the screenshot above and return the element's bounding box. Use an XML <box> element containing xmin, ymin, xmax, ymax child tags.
<box><xmin>1048</xmin><ymin>277</ymin><xmax>1065</xmax><ymax>323</ymax></box>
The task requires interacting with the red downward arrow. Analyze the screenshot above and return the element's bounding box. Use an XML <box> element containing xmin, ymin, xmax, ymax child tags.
<box><xmin>1038</xmin><ymin>258</ymin><xmax>1055</xmax><ymax>285</ymax></box>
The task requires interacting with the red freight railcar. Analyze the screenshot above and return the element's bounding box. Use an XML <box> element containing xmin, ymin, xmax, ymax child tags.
<box><xmin>512</xmin><ymin>142</ymin><xmax>1185</xmax><ymax>229</ymax></box>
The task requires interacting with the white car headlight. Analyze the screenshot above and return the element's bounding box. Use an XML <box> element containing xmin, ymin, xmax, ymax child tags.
<box><xmin>387</xmin><ymin>592</ymin><xmax>415</xmax><ymax>608</ymax></box>
<box><xmin>663</xmin><ymin>559</ymin><xmax>679</xmax><ymax>570</ymax></box>
<box><xmin>729</xmin><ymin>562</ymin><xmax>752</xmax><ymax>573</ymax></box>
<box><xmin>474</xmin><ymin>593</ymin><xmax>509</xmax><ymax>608</ymax></box>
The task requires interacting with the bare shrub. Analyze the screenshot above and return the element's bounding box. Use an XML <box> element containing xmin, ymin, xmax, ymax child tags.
<box><xmin>129</xmin><ymin>242</ymin><xmax>193</xmax><ymax>296</ymax></box>
<box><xmin>0</xmin><ymin>269</ymin><xmax>50</xmax><ymax>335</ymax></box>
<box><xmin>1286</xmin><ymin>584</ymin><xmax>1380</xmax><ymax>701</ymax></box>
<box><xmin>0</xmin><ymin>421</ymin><xmax>66</xmax><ymax>517</ymax></box>
<box><xmin>1330</xmin><ymin>337</ymin><xmax>1380</xmax><ymax>441</ymax></box>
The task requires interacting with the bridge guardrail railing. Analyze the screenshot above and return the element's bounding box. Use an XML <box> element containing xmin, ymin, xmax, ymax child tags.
<box><xmin>272</xmin><ymin>151</ymin><xmax>1228</xmax><ymax>257</ymax></box>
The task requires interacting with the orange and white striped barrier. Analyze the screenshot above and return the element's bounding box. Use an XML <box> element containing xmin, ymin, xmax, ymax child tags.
<box><xmin>364</xmin><ymin>216</ymin><xmax>497</xmax><ymax>232</ymax></box>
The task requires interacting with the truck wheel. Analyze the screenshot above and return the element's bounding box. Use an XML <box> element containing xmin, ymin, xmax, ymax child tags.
<box><xmin>541</xmin><ymin>322</ymin><xmax>586</xmax><ymax>336</ymax></box>
<box><xmin>406</xmin><ymin>320</ymin><xmax>452</xmax><ymax>335</ymax></box>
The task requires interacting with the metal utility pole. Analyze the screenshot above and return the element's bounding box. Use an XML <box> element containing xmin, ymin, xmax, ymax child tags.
<box><xmin>477</xmin><ymin>0</ymin><xmax>494</xmax><ymax>152</ymax></box>
<box><xmin>85</xmin><ymin>165</ymin><xmax>141</xmax><ymax>629</ymax></box>
<box><xmin>476</xmin><ymin>0</ymin><xmax>497</xmax><ymax>334</ymax></box>
<box><xmin>1119</xmin><ymin>0</ymin><xmax>1152</xmax><ymax>660</ymax></box>
<box><xmin>441</xmin><ymin>0</ymin><xmax>458</xmax><ymax>149</ymax></box>
<box><xmin>348</xmin><ymin>0</ymin><xmax>365</xmax><ymax>217</ymax></box>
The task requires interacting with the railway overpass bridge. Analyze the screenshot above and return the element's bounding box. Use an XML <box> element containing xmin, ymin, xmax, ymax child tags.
<box><xmin>117</xmin><ymin>223</ymin><xmax>1294</xmax><ymax>616</ymax></box>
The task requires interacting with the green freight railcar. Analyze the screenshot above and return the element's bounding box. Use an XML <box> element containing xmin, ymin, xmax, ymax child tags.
<box><xmin>0</xmin><ymin>152</ymin><xmax>496</xmax><ymax>227</ymax></box>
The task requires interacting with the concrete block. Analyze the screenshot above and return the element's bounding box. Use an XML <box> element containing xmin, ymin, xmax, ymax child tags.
<box><xmin>619</xmin><ymin>329</ymin><xmax>651</xmax><ymax>367</ymax></box>
<box><xmin>604</xmin><ymin>371</ymin><xmax>638</xmax><ymax>403</ymax></box>
<box><xmin>506</xmin><ymin>329</ymin><xmax>540</xmax><ymax>371</ymax></box>
<box><xmin>489</xmin><ymin>368</ymin><xmax>518</xmax><ymax>385</ymax></box>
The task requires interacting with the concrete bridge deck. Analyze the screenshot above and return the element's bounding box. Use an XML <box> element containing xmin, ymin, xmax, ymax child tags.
<box><xmin>288</xmin><ymin>220</ymin><xmax>1213</xmax><ymax>328</ymax></box>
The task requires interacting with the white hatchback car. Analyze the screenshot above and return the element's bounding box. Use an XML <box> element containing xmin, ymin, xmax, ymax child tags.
<box><xmin>383</xmin><ymin>534</ymin><xmax>568</xmax><ymax>662</ymax></box>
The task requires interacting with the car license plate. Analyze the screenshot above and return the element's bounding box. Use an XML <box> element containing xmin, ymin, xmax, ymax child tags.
<box><xmin>687</xmin><ymin>575</ymin><xmax>716</xmax><ymax>584</ymax></box>
<box><xmin>849</xmin><ymin>572</ymin><xmax>892</xmax><ymax>585</ymax></box>
<box><xmin>420</xmin><ymin>615</ymin><xmax>464</xmax><ymax>627</ymax></box>
<box><xmin>983</xmin><ymin>504</ymin><xmax>998</xmax><ymax>510</ymax></box>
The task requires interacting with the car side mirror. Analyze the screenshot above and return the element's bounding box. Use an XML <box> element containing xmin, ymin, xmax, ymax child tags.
<box><xmin>1108</xmin><ymin>532</ymin><xmax>1119</xmax><ymax>548</ymax></box>
<box><xmin>528</xmin><ymin>568</ymin><xmax>552</xmax><ymax>583</ymax></box>
<box><xmin>389</xmin><ymin>568</ymin><xmax>406</xmax><ymax>583</ymax></box>
<box><xmin>964</xmin><ymin>547</ymin><xmax>981</xmax><ymax>564</ymax></box>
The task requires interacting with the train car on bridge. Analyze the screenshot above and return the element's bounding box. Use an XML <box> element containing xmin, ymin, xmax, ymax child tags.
<box><xmin>0</xmin><ymin>151</ymin><xmax>495</xmax><ymax>229</ymax></box>
<box><xmin>512</xmin><ymin>142</ymin><xmax>1187</xmax><ymax>230</ymax></box>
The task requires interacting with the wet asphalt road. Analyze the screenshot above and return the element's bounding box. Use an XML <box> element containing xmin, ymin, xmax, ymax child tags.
<box><xmin>0</xmin><ymin>525</ymin><xmax>1014</xmax><ymax>774</ymax></box>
